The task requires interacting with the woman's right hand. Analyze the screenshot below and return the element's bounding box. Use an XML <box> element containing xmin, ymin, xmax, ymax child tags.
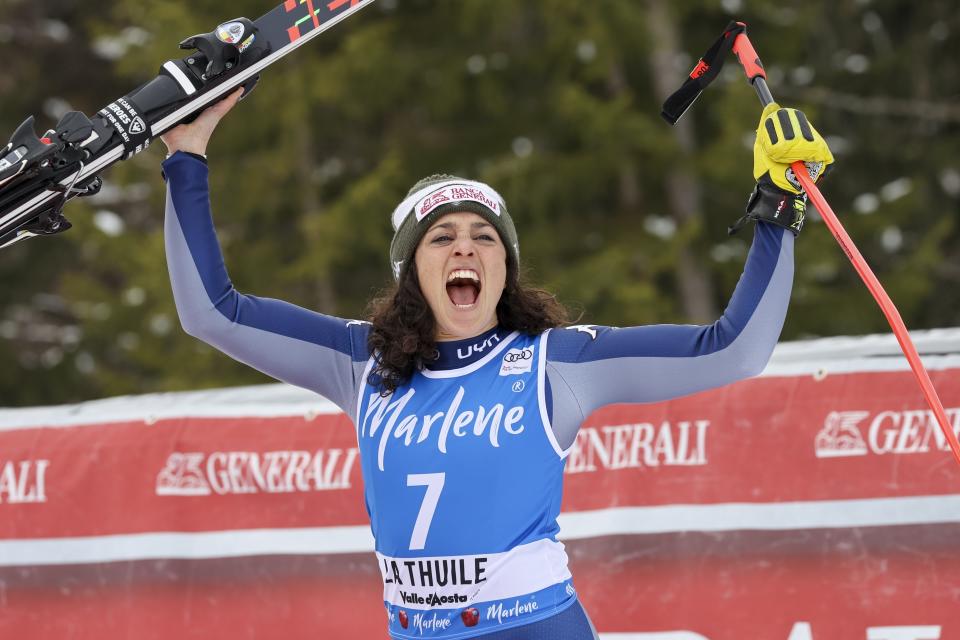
<box><xmin>160</xmin><ymin>87</ymin><xmax>244</xmax><ymax>157</ymax></box>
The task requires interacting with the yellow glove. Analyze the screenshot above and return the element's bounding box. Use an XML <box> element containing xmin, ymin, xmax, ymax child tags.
<box><xmin>753</xmin><ymin>103</ymin><xmax>834</xmax><ymax>194</ymax></box>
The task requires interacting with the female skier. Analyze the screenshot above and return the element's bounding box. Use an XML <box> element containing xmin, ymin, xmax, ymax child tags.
<box><xmin>160</xmin><ymin>87</ymin><xmax>832</xmax><ymax>639</ymax></box>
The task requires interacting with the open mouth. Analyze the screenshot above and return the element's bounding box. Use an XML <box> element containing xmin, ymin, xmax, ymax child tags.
<box><xmin>446</xmin><ymin>269</ymin><xmax>481</xmax><ymax>309</ymax></box>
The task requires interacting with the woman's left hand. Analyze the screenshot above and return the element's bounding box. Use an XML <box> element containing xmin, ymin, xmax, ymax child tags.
<box><xmin>753</xmin><ymin>102</ymin><xmax>834</xmax><ymax>194</ymax></box>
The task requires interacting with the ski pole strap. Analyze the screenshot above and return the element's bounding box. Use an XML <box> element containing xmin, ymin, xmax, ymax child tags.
<box><xmin>660</xmin><ymin>21</ymin><xmax>747</xmax><ymax>125</ymax></box>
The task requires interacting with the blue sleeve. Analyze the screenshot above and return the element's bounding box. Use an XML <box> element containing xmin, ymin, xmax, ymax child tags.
<box><xmin>545</xmin><ymin>223</ymin><xmax>794</xmax><ymax>450</ymax></box>
<box><xmin>162</xmin><ymin>151</ymin><xmax>371</xmax><ymax>420</ymax></box>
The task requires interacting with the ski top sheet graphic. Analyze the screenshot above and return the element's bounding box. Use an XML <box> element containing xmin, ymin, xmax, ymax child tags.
<box><xmin>0</xmin><ymin>0</ymin><xmax>374</xmax><ymax>250</ymax></box>
<box><xmin>284</xmin><ymin>0</ymin><xmax>364</xmax><ymax>42</ymax></box>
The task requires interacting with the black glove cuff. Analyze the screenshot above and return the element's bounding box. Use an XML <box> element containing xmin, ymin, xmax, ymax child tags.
<box><xmin>729</xmin><ymin>177</ymin><xmax>806</xmax><ymax>237</ymax></box>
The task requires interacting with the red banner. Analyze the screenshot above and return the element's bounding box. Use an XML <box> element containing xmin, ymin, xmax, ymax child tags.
<box><xmin>2</xmin><ymin>331</ymin><xmax>959</xmax><ymax>639</ymax></box>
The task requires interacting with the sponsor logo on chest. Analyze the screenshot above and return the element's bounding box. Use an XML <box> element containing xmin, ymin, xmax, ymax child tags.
<box><xmin>458</xmin><ymin>333</ymin><xmax>502</xmax><ymax>360</ymax></box>
<box><xmin>499</xmin><ymin>344</ymin><xmax>534</xmax><ymax>375</ymax></box>
<box><xmin>361</xmin><ymin>384</ymin><xmax>527</xmax><ymax>472</ymax></box>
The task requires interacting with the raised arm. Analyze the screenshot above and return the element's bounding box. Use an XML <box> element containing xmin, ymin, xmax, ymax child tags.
<box><xmin>160</xmin><ymin>93</ymin><xmax>370</xmax><ymax>419</ymax></box>
<box><xmin>545</xmin><ymin>104</ymin><xmax>834</xmax><ymax>451</ymax></box>
<box><xmin>545</xmin><ymin>222</ymin><xmax>793</xmax><ymax>448</ymax></box>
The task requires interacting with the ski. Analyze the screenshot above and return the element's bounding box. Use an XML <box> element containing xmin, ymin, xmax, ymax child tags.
<box><xmin>0</xmin><ymin>0</ymin><xmax>375</xmax><ymax>250</ymax></box>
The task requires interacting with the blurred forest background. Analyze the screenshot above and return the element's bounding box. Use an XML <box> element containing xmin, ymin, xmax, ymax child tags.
<box><xmin>0</xmin><ymin>0</ymin><xmax>958</xmax><ymax>406</ymax></box>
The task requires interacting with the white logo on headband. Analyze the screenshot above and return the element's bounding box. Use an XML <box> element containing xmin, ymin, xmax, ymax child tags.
<box><xmin>414</xmin><ymin>183</ymin><xmax>501</xmax><ymax>223</ymax></box>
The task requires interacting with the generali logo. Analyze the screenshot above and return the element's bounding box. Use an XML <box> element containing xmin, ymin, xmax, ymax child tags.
<box><xmin>566</xmin><ymin>420</ymin><xmax>709</xmax><ymax>473</ymax></box>
<box><xmin>414</xmin><ymin>183</ymin><xmax>501</xmax><ymax>222</ymax></box>
<box><xmin>156</xmin><ymin>448</ymin><xmax>358</xmax><ymax>496</ymax></box>
<box><xmin>815</xmin><ymin>408</ymin><xmax>960</xmax><ymax>458</ymax></box>
<box><xmin>0</xmin><ymin>459</ymin><xmax>49</xmax><ymax>504</ymax></box>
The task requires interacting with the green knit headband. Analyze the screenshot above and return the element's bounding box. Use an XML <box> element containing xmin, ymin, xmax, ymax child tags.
<box><xmin>389</xmin><ymin>174</ymin><xmax>520</xmax><ymax>280</ymax></box>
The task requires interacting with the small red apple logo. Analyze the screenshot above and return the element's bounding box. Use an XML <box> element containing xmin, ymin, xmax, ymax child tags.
<box><xmin>398</xmin><ymin>610</ymin><xmax>409</xmax><ymax>629</ymax></box>
<box><xmin>461</xmin><ymin>607</ymin><xmax>479</xmax><ymax>627</ymax></box>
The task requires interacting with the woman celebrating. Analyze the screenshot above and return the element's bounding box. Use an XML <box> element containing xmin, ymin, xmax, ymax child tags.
<box><xmin>161</xmin><ymin>88</ymin><xmax>832</xmax><ymax>639</ymax></box>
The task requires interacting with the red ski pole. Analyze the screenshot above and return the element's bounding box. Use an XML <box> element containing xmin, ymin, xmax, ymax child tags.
<box><xmin>729</xmin><ymin>26</ymin><xmax>960</xmax><ymax>467</ymax></box>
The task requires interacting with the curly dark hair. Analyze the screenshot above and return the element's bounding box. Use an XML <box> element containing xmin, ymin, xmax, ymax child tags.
<box><xmin>365</xmin><ymin>259</ymin><xmax>570</xmax><ymax>395</ymax></box>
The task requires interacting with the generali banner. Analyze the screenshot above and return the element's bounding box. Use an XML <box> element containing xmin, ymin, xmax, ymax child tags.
<box><xmin>2</xmin><ymin>331</ymin><xmax>959</xmax><ymax>640</ymax></box>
